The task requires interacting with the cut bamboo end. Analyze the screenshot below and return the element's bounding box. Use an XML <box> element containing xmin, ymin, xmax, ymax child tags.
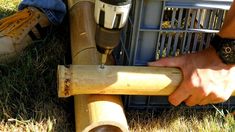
<box><xmin>74</xmin><ymin>95</ymin><xmax>128</xmax><ymax>132</ymax></box>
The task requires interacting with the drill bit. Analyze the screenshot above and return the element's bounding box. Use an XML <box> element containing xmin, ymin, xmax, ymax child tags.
<box><xmin>100</xmin><ymin>53</ymin><xmax>107</xmax><ymax>69</ymax></box>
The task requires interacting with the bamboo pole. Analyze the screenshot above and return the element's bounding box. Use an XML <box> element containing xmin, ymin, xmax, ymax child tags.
<box><xmin>58</xmin><ymin>65</ymin><xmax>182</xmax><ymax>97</ymax></box>
<box><xmin>58</xmin><ymin>64</ymin><xmax>235</xmax><ymax>97</ymax></box>
<box><xmin>68</xmin><ymin>1</ymin><xmax>128</xmax><ymax>132</ymax></box>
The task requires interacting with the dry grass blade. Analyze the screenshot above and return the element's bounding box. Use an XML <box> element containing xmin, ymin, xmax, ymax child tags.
<box><xmin>127</xmin><ymin>107</ymin><xmax>235</xmax><ymax>132</ymax></box>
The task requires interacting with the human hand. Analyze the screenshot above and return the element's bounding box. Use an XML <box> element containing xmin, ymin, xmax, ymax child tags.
<box><xmin>148</xmin><ymin>47</ymin><xmax>235</xmax><ymax>106</ymax></box>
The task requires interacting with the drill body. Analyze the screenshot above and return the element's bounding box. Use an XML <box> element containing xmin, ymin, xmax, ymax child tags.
<box><xmin>94</xmin><ymin>0</ymin><xmax>131</xmax><ymax>67</ymax></box>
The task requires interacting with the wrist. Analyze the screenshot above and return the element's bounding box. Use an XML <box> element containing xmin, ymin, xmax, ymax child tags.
<box><xmin>218</xmin><ymin>2</ymin><xmax>235</xmax><ymax>39</ymax></box>
<box><xmin>206</xmin><ymin>46</ymin><xmax>223</xmax><ymax>63</ymax></box>
<box><xmin>206</xmin><ymin>47</ymin><xmax>235</xmax><ymax>71</ymax></box>
<box><xmin>210</xmin><ymin>35</ymin><xmax>235</xmax><ymax>64</ymax></box>
<box><xmin>218</xmin><ymin>31</ymin><xmax>235</xmax><ymax>39</ymax></box>
<box><xmin>218</xmin><ymin>22</ymin><xmax>235</xmax><ymax>39</ymax></box>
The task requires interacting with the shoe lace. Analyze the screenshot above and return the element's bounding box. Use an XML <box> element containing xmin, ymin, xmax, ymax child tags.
<box><xmin>0</xmin><ymin>8</ymin><xmax>34</xmax><ymax>36</ymax></box>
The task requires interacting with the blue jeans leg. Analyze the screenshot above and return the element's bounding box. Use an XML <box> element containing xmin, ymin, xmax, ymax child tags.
<box><xmin>18</xmin><ymin>0</ymin><xmax>66</xmax><ymax>25</ymax></box>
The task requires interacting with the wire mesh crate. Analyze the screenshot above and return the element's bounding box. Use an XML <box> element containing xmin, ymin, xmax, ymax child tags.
<box><xmin>114</xmin><ymin>0</ymin><xmax>234</xmax><ymax>109</ymax></box>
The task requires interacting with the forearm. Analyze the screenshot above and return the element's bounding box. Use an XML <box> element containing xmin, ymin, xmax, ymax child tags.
<box><xmin>219</xmin><ymin>1</ymin><xmax>235</xmax><ymax>38</ymax></box>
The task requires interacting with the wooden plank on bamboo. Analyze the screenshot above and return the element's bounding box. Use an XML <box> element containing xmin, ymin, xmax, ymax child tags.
<box><xmin>58</xmin><ymin>65</ymin><xmax>182</xmax><ymax>97</ymax></box>
<box><xmin>68</xmin><ymin>1</ymin><xmax>129</xmax><ymax>132</ymax></box>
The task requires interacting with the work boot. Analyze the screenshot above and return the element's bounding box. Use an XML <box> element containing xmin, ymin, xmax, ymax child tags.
<box><xmin>0</xmin><ymin>7</ymin><xmax>51</xmax><ymax>62</ymax></box>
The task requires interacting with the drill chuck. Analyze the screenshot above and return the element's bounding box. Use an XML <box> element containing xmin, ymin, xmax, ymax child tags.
<box><xmin>95</xmin><ymin>25</ymin><xmax>121</xmax><ymax>54</ymax></box>
<box><xmin>94</xmin><ymin>0</ymin><xmax>132</xmax><ymax>66</ymax></box>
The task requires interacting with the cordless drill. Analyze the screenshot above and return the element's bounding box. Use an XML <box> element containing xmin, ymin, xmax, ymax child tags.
<box><xmin>94</xmin><ymin>0</ymin><xmax>132</xmax><ymax>68</ymax></box>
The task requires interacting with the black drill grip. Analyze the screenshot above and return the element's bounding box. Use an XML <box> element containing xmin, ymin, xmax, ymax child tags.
<box><xmin>95</xmin><ymin>25</ymin><xmax>121</xmax><ymax>54</ymax></box>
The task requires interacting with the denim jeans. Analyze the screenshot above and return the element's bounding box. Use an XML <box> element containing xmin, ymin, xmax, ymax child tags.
<box><xmin>19</xmin><ymin>0</ymin><xmax>66</xmax><ymax>25</ymax></box>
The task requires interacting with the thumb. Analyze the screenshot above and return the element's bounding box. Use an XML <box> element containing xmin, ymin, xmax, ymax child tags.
<box><xmin>148</xmin><ymin>56</ymin><xmax>185</xmax><ymax>67</ymax></box>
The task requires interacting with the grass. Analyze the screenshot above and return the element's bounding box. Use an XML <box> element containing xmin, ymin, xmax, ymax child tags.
<box><xmin>0</xmin><ymin>32</ymin><xmax>74</xmax><ymax>131</ymax></box>
<box><xmin>0</xmin><ymin>0</ymin><xmax>234</xmax><ymax>131</ymax></box>
<box><xmin>127</xmin><ymin>107</ymin><xmax>235</xmax><ymax>132</ymax></box>
<box><xmin>0</xmin><ymin>0</ymin><xmax>19</xmax><ymax>18</ymax></box>
<box><xmin>0</xmin><ymin>1</ymin><xmax>74</xmax><ymax>131</ymax></box>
